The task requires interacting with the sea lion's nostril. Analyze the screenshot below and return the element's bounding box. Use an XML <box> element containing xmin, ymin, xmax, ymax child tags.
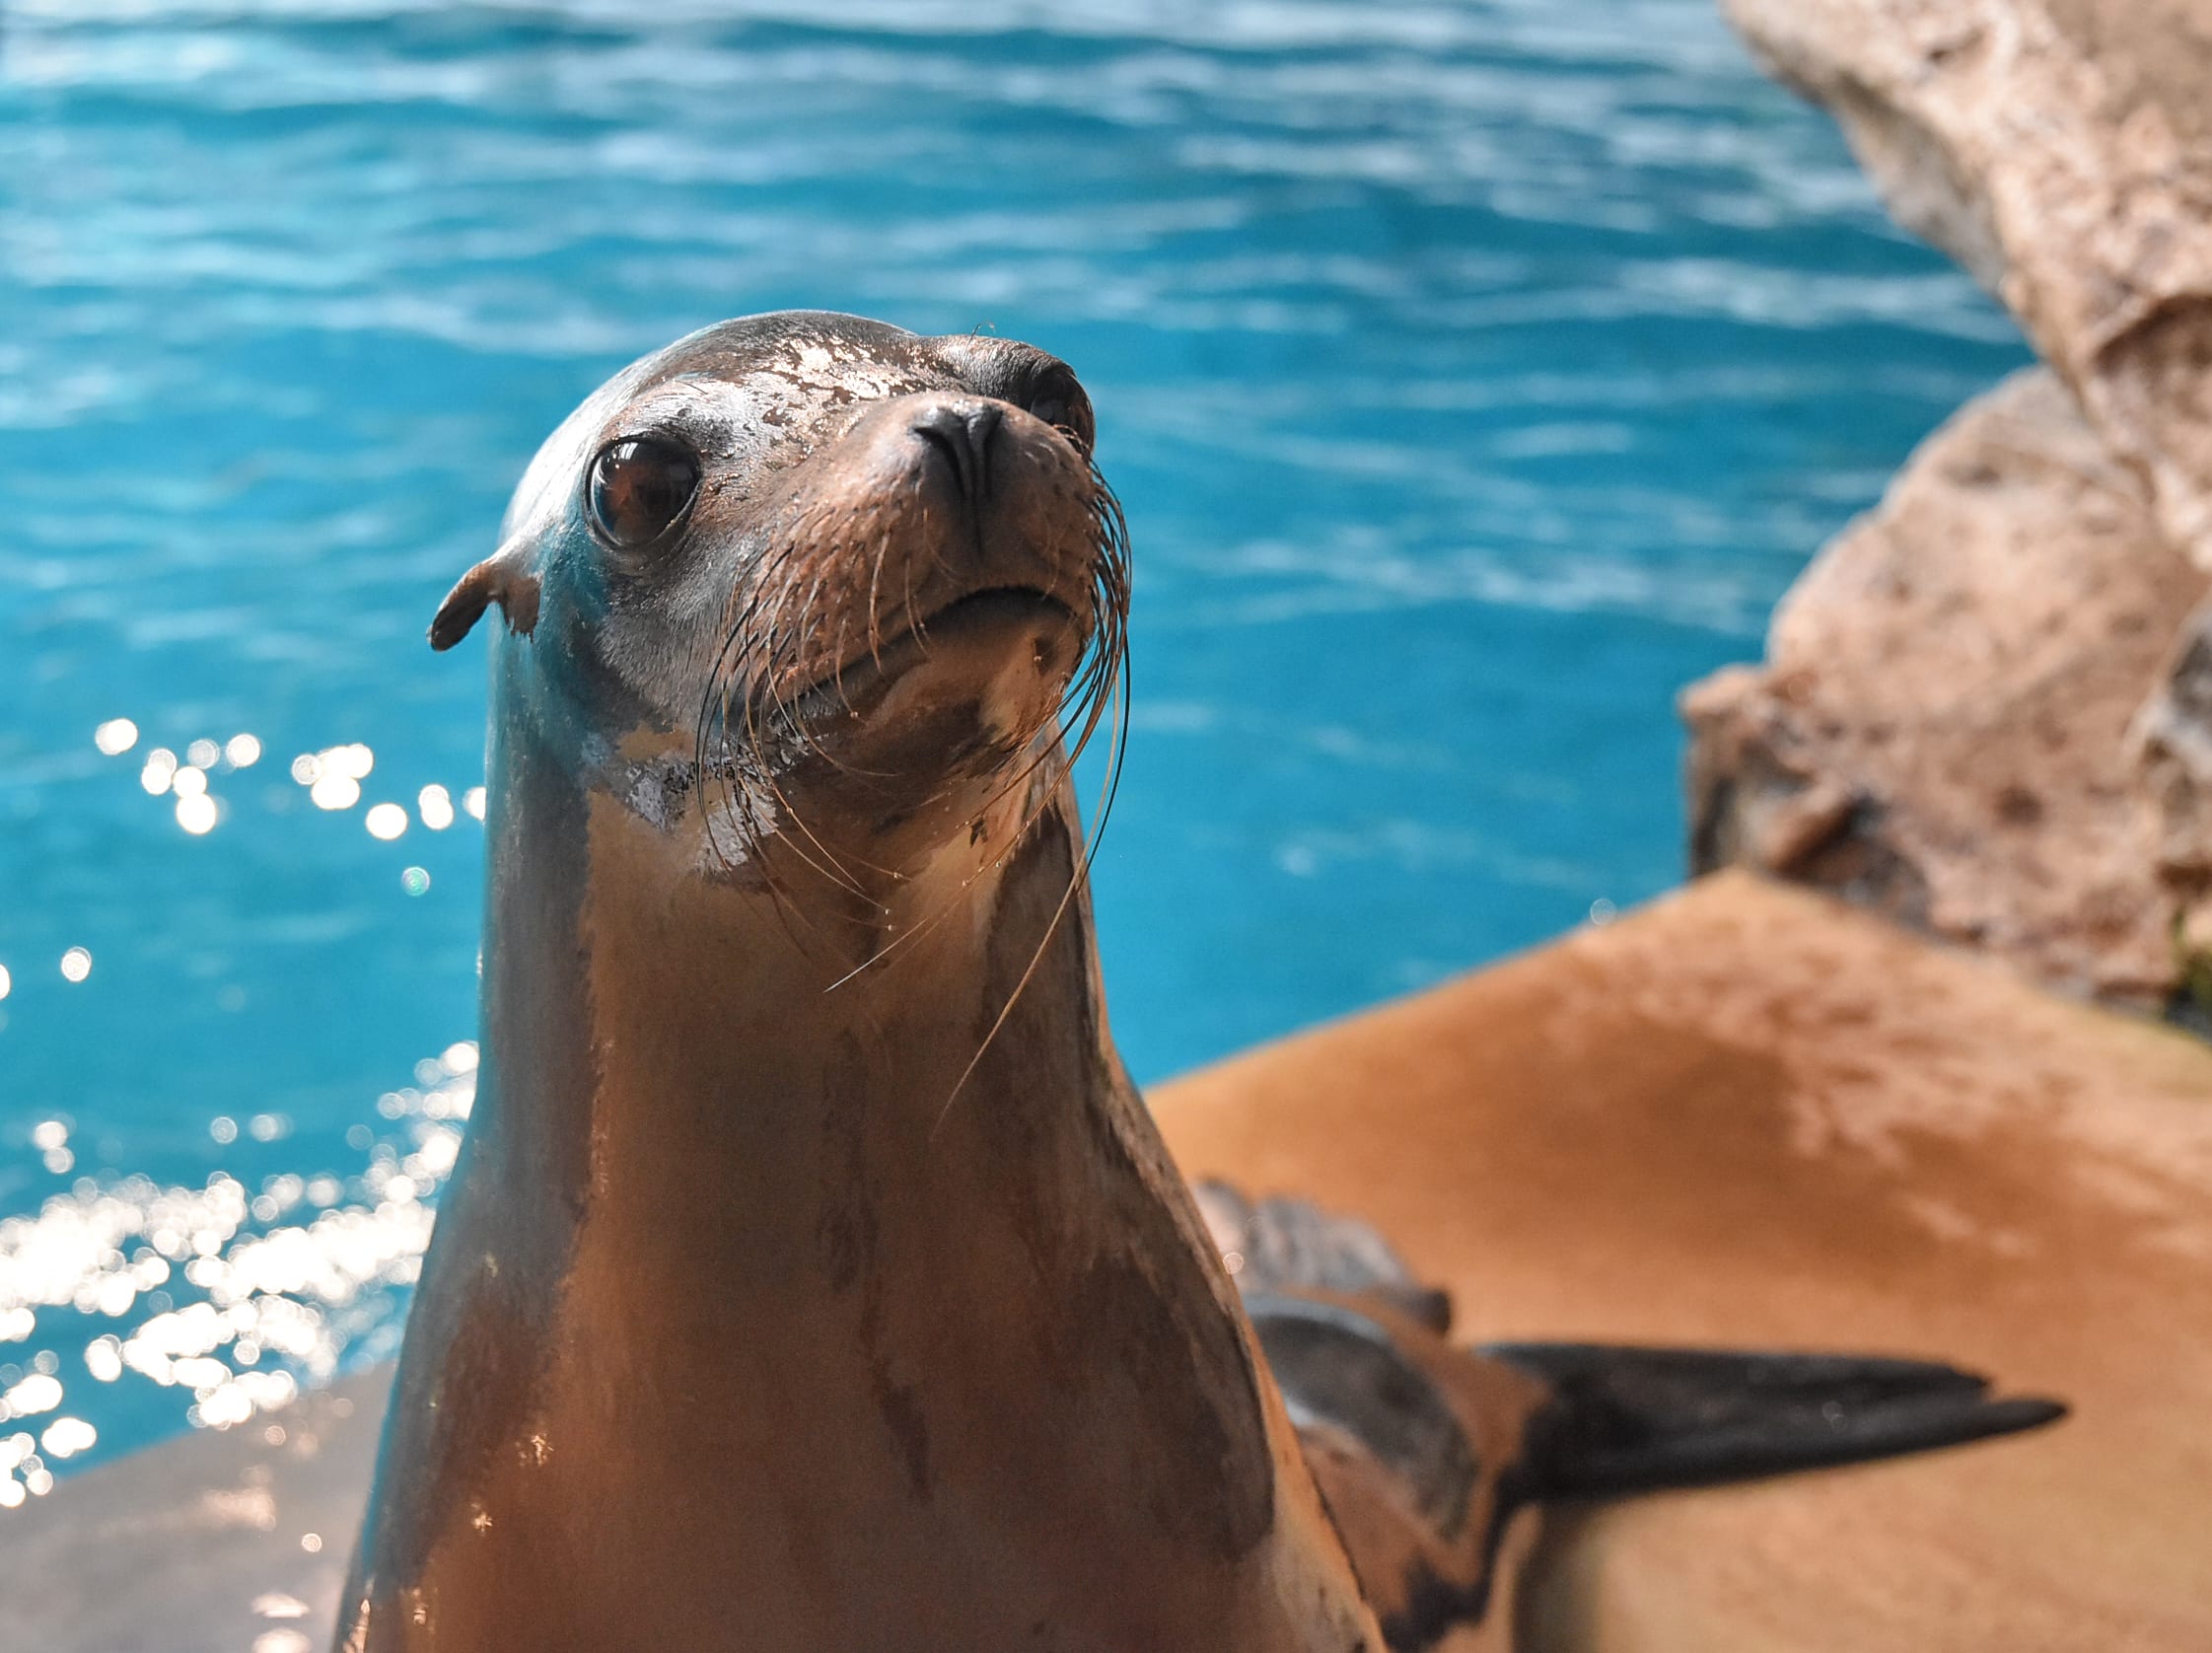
<box><xmin>911</xmin><ymin>400</ymin><xmax>1003</xmax><ymax>505</ymax></box>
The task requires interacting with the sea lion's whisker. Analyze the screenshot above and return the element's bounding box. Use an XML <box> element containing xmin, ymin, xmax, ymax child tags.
<box><xmin>773</xmin><ymin>562</ymin><xmax>917</xmax><ymax>885</ymax></box>
<box><xmin>819</xmin><ymin>723</ymin><xmax>1072</xmax><ymax>996</ymax></box>
<box><xmin>737</xmin><ymin>630</ymin><xmax>880</xmax><ymax>905</ymax></box>
<box><xmin>819</xmin><ymin>485</ymin><xmax>1130</xmax><ymax>997</ymax></box>
<box><xmin>866</xmin><ymin>531</ymin><xmax>891</xmax><ymax>673</ymax></box>
<box><xmin>778</xmin><ymin>563</ymin><xmax>860</xmax><ymax>776</ymax></box>
<box><xmin>927</xmin><ymin>792</ymin><xmax>1095</xmax><ymax>1144</ymax></box>
<box><xmin>902</xmin><ymin>510</ymin><xmax>931</xmax><ymax>661</ymax></box>
<box><xmin>828</xmin><ymin>612</ymin><xmax>860</xmax><ymax>721</ymax></box>
<box><xmin>701</xmin><ymin>540</ymin><xmax>908</xmax><ymax>906</ymax></box>
<box><xmin>694</xmin><ymin>618</ymin><xmax>775</xmax><ymax>883</ymax></box>
<box><xmin>925</xmin><ymin>525</ymin><xmax>1129</xmax><ymax>1113</ymax></box>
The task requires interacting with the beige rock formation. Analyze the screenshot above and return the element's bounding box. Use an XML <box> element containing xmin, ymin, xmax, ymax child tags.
<box><xmin>2136</xmin><ymin>608</ymin><xmax>2212</xmax><ymax>970</ymax></box>
<box><xmin>1723</xmin><ymin>0</ymin><xmax>2212</xmax><ymax>568</ymax></box>
<box><xmin>1683</xmin><ymin>368</ymin><xmax>2207</xmax><ymax>1005</ymax></box>
<box><xmin>1698</xmin><ymin>0</ymin><xmax>2212</xmax><ymax>1009</ymax></box>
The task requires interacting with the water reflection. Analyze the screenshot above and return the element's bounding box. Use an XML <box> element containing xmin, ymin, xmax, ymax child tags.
<box><xmin>0</xmin><ymin>716</ymin><xmax>501</xmax><ymax>1503</ymax></box>
<box><xmin>0</xmin><ymin>1040</ymin><xmax>476</xmax><ymax>1511</ymax></box>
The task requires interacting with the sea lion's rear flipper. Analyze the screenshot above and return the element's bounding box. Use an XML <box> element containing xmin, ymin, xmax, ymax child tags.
<box><xmin>1247</xmin><ymin>1294</ymin><xmax>2068</xmax><ymax>1653</ymax></box>
<box><xmin>1193</xmin><ymin>1179</ymin><xmax>1452</xmax><ymax>1332</ymax></box>
<box><xmin>1484</xmin><ymin>1340</ymin><xmax>2067</xmax><ymax>1499</ymax></box>
<box><xmin>1243</xmin><ymin>1291</ymin><xmax>1546</xmax><ymax>1651</ymax></box>
<box><xmin>1213</xmin><ymin>1186</ymin><xmax>2067</xmax><ymax>1652</ymax></box>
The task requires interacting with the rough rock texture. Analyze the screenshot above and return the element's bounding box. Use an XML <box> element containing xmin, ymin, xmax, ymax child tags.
<box><xmin>1724</xmin><ymin>0</ymin><xmax>2212</xmax><ymax>568</ymax></box>
<box><xmin>1700</xmin><ymin>0</ymin><xmax>2212</xmax><ymax>1008</ymax></box>
<box><xmin>1160</xmin><ymin>873</ymin><xmax>2212</xmax><ymax>1652</ymax></box>
<box><xmin>2134</xmin><ymin>598</ymin><xmax>2212</xmax><ymax>979</ymax></box>
<box><xmin>1683</xmin><ymin>367</ymin><xmax>2209</xmax><ymax>1006</ymax></box>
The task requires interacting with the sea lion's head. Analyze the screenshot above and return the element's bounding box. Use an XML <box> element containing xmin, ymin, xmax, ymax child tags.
<box><xmin>431</xmin><ymin>311</ymin><xmax>1126</xmax><ymax>890</ymax></box>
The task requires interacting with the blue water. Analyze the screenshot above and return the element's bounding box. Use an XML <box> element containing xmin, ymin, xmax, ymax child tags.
<box><xmin>0</xmin><ymin>0</ymin><xmax>2027</xmax><ymax>1490</ymax></box>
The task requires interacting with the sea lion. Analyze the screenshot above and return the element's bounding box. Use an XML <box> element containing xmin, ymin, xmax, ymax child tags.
<box><xmin>340</xmin><ymin>311</ymin><xmax>2058</xmax><ymax>1652</ymax></box>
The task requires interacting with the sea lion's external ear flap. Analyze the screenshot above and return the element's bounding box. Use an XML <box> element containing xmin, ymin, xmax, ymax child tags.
<box><xmin>429</xmin><ymin>543</ymin><xmax>541</xmax><ymax>652</ymax></box>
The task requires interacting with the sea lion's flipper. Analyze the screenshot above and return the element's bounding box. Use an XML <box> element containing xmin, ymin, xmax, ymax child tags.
<box><xmin>1244</xmin><ymin>1291</ymin><xmax>1540</xmax><ymax>1652</ymax></box>
<box><xmin>1193</xmin><ymin>1179</ymin><xmax>1452</xmax><ymax>1332</ymax></box>
<box><xmin>1214</xmin><ymin>1186</ymin><xmax>2066</xmax><ymax>1653</ymax></box>
<box><xmin>1247</xmin><ymin>1294</ymin><xmax>1483</xmax><ymax>1535</ymax></box>
<box><xmin>429</xmin><ymin>539</ymin><xmax>540</xmax><ymax>651</ymax></box>
<box><xmin>1248</xmin><ymin>1295</ymin><xmax>2067</xmax><ymax>1653</ymax></box>
<box><xmin>1485</xmin><ymin>1340</ymin><xmax>2067</xmax><ymax>1499</ymax></box>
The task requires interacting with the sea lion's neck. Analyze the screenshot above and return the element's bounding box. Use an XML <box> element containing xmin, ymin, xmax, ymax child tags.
<box><xmin>556</xmin><ymin>757</ymin><xmax>1135</xmax><ymax>1298</ymax></box>
<box><xmin>358</xmin><ymin>707</ymin><xmax>1373</xmax><ymax>1650</ymax></box>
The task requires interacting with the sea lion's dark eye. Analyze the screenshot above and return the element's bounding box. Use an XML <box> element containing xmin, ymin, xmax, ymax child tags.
<box><xmin>1021</xmin><ymin>367</ymin><xmax>1094</xmax><ymax>458</ymax></box>
<box><xmin>587</xmin><ymin>436</ymin><xmax>701</xmax><ymax>550</ymax></box>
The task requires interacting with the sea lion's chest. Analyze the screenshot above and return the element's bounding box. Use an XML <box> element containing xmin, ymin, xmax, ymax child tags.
<box><xmin>395</xmin><ymin>1170</ymin><xmax>1364</xmax><ymax>1653</ymax></box>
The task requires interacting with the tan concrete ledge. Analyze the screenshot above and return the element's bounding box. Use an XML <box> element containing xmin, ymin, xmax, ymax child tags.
<box><xmin>1155</xmin><ymin>868</ymin><xmax>2212</xmax><ymax>1651</ymax></box>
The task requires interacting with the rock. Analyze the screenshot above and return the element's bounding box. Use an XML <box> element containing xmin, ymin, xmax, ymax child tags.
<box><xmin>2133</xmin><ymin>596</ymin><xmax>2212</xmax><ymax>998</ymax></box>
<box><xmin>1156</xmin><ymin>870</ymin><xmax>2212</xmax><ymax>1653</ymax></box>
<box><xmin>1723</xmin><ymin>0</ymin><xmax>2212</xmax><ymax>569</ymax></box>
<box><xmin>1682</xmin><ymin>367</ymin><xmax>2208</xmax><ymax>1006</ymax></box>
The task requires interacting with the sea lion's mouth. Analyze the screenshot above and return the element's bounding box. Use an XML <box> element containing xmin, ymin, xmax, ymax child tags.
<box><xmin>784</xmin><ymin>586</ymin><xmax>1084</xmax><ymax>721</ymax></box>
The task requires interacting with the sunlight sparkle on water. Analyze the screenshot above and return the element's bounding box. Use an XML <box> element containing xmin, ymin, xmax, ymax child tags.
<box><xmin>93</xmin><ymin>721</ymin><xmax>449</xmax><ymax>845</ymax></box>
<box><xmin>39</xmin><ymin>1417</ymin><xmax>95</xmax><ymax>1459</ymax></box>
<box><xmin>0</xmin><ymin>1046</ymin><xmax>479</xmax><ymax>1504</ymax></box>
<box><xmin>297</xmin><ymin>744</ymin><xmax>379</xmax><ymax>812</ymax></box>
<box><xmin>1</xmin><ymin>1374</ymin><xmax>63</xmax><ymax>1420</ymax></box>
<box><xmin>311</xmin><ymin>774</ymin><xmax>362</xmax><ymax>812</ymax></box>
<box><xmin>84</xmin><ymin>1338</ymin><xmax>122</xmax><ymax>1384</ymax></box>
<box><xmin>58</xmin><ymin>950</ymin><xmax>91</xmax><ymax>984</ymax></box>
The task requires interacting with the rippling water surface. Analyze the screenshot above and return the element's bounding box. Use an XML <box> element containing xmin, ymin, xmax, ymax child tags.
<box><xmin>0</xmin><ymin>0</ymin><xmax>2027</xmax><ymax>1485</ymax></box>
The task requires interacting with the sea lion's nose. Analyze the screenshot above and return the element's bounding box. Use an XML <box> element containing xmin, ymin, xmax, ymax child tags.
<box><xmin>910</xmin><ymin>399</ymin><xmax>1004</xmax><ymax>506</ymax></box>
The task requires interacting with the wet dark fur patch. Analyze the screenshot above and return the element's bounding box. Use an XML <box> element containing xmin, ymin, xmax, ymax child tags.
<box><xmin>816</xmin><ymin>1032</ymin><xmax>934</xmax><ymax>1502</ymax></box>
<box><xmin>975</xmin><ymin>810</ymin><xmax>1276</xmax><ymax>1560</ymax></box>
